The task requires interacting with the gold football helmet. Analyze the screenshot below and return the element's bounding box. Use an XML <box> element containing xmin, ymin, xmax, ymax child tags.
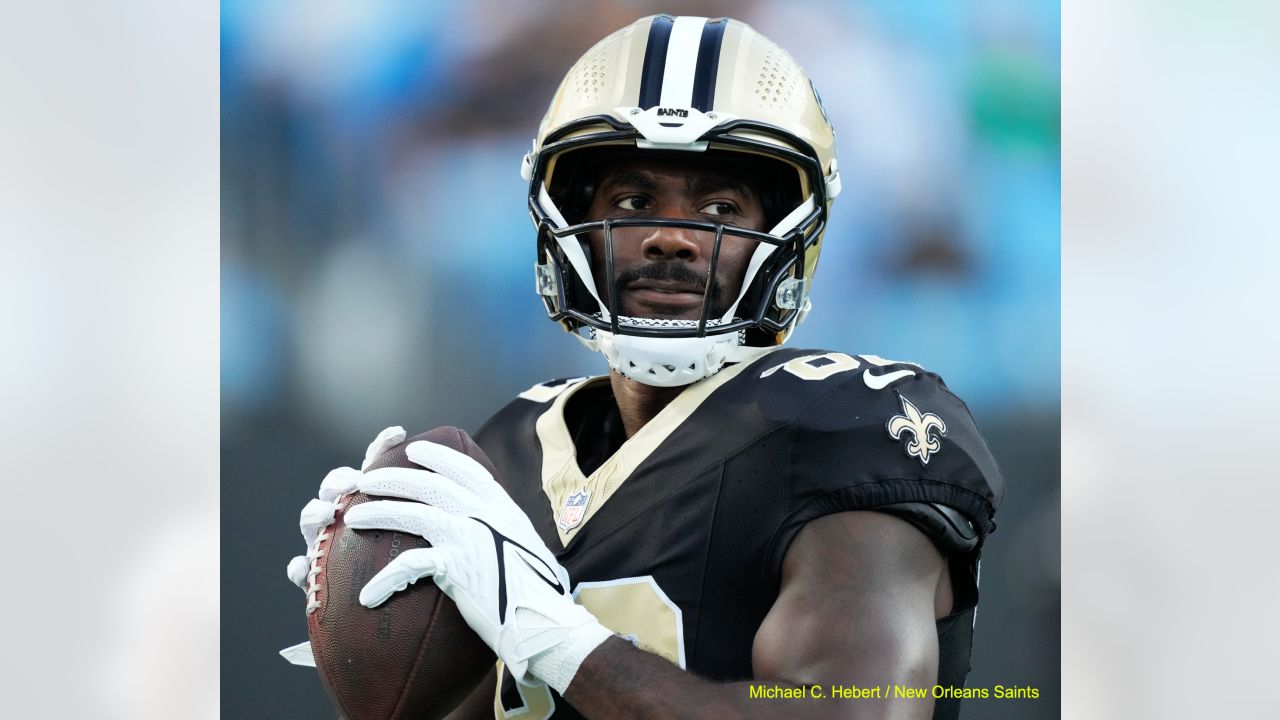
<box><xmin>523</xmin><ymin>15</ymin><xmax>841</xmax><ymax>386</ymax></box>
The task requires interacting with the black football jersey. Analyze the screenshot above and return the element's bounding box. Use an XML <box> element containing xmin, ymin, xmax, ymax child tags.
<box><xmin>473</xmin><ymin>347</ymin><xmax>1004</xmax><ymax>720</ymax></box>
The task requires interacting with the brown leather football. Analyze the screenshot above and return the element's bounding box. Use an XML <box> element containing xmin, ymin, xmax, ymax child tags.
<box><xmin>306</xmin><ymin>426</ymin><xmax>495</xmax><ymax>720</ymax></box>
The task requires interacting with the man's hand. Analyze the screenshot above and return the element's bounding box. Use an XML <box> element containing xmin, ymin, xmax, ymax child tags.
<box><xmin>281</xmin><ymin>426</ymin><xmax>410</xmax><ymax>667</ymax></box>
<box><xmin>344</xmin><ymin>440</ymin><xmax>613</xmax><ymax>692</ymax></box>
<box><xmin>284</xmin><ymin>426</ymin><xmax>408</xmax><ymax>589</ymax></box>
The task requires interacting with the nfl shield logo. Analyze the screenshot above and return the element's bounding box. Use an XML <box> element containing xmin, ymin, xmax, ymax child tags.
<box><xmin>558</xmin><ymin>489</ymin><xmax>591</xmax><ymax>531</ymax></box>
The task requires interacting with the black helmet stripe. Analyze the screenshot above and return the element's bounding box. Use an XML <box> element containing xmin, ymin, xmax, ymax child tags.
<box><xmin>638</xmin><ymin>15</ymin><xmax>675</xmax><ymax>109</ymax></box>
<box><xmin>691</xmin><ymin>18</ymin><xmax>727</xmax><ymax>112</ymax></box>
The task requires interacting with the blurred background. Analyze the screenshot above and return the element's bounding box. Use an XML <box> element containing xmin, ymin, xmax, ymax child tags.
<box><xmin>220</xmin><ymin>1</ymin><xmax>1060</xmax><ymax>717</ymax></box>
<box><xmin>12</xmin><ymin>1</ymin><xmax>1280</xmax><ymax>719</ymax></box>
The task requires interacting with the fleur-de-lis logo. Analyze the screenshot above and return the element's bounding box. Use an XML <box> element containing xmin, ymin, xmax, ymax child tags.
<box><xmin>886</xmin><ymin>396</ymin><xmax>947</xmax><ymax>465</ymax></box>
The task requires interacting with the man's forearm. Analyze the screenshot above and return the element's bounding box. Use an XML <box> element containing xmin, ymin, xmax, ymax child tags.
<box><xmin>563</xmin><ymin>637</ymin><xmax>803</xmax><ymax>720</ymax></box>
<box><xmin>562</xmin><ymin>637</ymin><xmax>928</xmax><ymax>720</ymax></box>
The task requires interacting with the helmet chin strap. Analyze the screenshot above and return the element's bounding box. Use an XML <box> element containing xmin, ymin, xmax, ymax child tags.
<box><xmin>539</xmin><ymin>184</ymin><xmax>815</xmax><ymax>387</ymax></box>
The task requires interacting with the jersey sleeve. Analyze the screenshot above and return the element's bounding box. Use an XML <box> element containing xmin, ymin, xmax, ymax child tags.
<box><xmin>763</xmin><ymin>364</ymin><xmax>1004</xmax><ymax>585</ymax></box>
<box><xmin>472</xmin><ymin>375</ymin><xmax>590</xmax><ymax>481</ymax></box>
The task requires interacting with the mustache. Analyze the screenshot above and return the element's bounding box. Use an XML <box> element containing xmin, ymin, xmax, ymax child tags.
<box><xmin>616</xmin><ymin>262</ymin><xmax>721</xmax><ymax>298</ymax></box>
<box><xmin>615</xmin><ymin>262</ymin><xmax>725</xmax><ymax>307</ymax></box>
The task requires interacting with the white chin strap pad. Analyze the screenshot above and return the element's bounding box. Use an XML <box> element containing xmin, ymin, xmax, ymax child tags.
<box><xmin>588</xmin><ymin>329</ymin><xmax>776</xmax><ymax>387</ymax></box>
<box><xmin>592</xmin><ymin>329</ymin><xmax>738</xmax><ymax>387</ymax></box>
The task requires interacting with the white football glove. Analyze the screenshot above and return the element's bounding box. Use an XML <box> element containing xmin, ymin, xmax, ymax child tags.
<box><xmin>344</xmin><ymin>440</ymin><xmax>613</xmax><ymax>693</ymax></box>
<box><xmin>285</xmin><ymin>426</ymin><xmax>407</xmax><ymax>589</ymax></box>
<box><xmin>281</xmin><ymin>425</ymin><xmax>411</xmax><ymax>669</ymax></box>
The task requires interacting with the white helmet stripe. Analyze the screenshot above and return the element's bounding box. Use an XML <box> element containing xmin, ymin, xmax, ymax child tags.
<box><xmin>659</xmin><ymin>17</ymin><xmax>709</xmax><ymax>108</ymax></box>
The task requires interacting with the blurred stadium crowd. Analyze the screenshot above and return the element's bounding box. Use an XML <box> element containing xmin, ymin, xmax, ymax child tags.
<box><xmin>220</xmin><ymin>1</ymin><xmax>1060</xmax><ymax>718</ymax></box>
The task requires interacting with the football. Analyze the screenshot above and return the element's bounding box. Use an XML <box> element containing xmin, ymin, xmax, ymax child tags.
<box><xmin>306</xmin><ymin>426</ymin><xmax>496</xmax><ymax>720</ymax></box>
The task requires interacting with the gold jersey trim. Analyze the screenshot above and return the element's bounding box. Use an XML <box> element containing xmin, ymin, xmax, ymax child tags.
<box><xmin>537</xmin><ymin>352</ymin><xmax>777</xmax><ymax>547</ymax></box>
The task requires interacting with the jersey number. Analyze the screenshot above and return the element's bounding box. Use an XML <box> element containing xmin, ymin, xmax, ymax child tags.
<box><xmin>760</xmin><ymin>352</ymin><xmax>921</xmax><ymax>389</ymax></box>
<box><xmin>493</xmin><ymin>576</ymin><xmax>685</xmax><ymax>719</ymax></box>
<box><xmin>760</xmin><ymin>352</ymin><xmax>861</xmax><ymax>381</ymax></box>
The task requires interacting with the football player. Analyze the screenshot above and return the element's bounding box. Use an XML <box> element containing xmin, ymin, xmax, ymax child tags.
<box><xmin>287</xmin><ymin>15</ymin><xmax>1003</xmax><ymax>720</ymax></box>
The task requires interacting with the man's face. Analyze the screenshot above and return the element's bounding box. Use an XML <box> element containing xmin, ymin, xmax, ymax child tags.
<box><xmin>582</xmin><ymin>154</ymin><xmax>768</xmax><ymax>322</ymax></box>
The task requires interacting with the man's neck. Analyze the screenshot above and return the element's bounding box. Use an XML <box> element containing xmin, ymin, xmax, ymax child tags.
<box><xmin>609</xmin><ymin>371</ymin><xmax>688</xmax><ymax>439</ymax></box>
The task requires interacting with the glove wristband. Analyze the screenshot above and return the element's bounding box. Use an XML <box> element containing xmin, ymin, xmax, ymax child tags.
<box><xmin>527</xmin><ymin>620</ymin><xmax>614</xmax><ymax>695</ymax></box>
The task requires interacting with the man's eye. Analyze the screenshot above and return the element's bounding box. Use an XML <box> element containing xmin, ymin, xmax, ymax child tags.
<box><xmin>701</xmin><ymin>201</ymin><xmax>739</xmax><ymax>216</ymax></box>
<box><xmin>616</xmin><ymin>196</ymin><xmax>650</xmax><ymax>211</ymax></box>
